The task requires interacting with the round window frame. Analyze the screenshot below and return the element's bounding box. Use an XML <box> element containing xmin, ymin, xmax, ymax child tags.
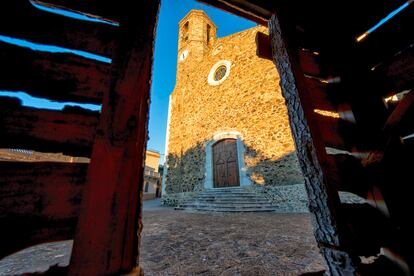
<box><xmin>208</xmin><ymin>60</ymin><xmax>231</xmax><ymax>86</ymax></box>
<box><xmin>179</xmin><ymin>49</ymin><xmax>189</xmax><ymax>62</ymax></box>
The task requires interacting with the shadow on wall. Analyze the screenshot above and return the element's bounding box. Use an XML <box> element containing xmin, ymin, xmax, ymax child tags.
<box><xmin>164</xmin><ymin>140</ymin><xmax>304</xmax><ymax>194</ymax></box>
<box><xmin>246</xmin><ymin>147</ymin><xmax>304</xmax><ymax>186</ymax></box>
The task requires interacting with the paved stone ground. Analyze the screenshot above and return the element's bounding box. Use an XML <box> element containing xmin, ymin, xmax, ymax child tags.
<box><xmin>140</xmin><ymin>206</ymin><xmax>326</xmax><ymax>276</ymax></box>
<box><xmin>0</xmin><ymin>199</ymin><xmax>326</xmax><ymax>275</ymax></box>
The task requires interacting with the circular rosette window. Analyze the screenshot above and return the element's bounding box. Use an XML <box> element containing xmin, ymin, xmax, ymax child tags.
<box><xmin>208</xmin><ymin>60</ymin><xmax>231</xmax><ymax>86</ymax></box>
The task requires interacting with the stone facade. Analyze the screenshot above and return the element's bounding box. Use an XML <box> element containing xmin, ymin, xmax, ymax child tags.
<box><xmin>0</xmin><ymin>148</ymin><xmax>89</xmax><ymax>163</ymax></box>
<box><xmin>163</xmin><ymin>10</ymin><xmax>303</xmax><ymax>202</ymax></box>
<box><xmin>143</xmin><ymin>150</ymin><xmax>162</xmax><ymax>200</ymax></box>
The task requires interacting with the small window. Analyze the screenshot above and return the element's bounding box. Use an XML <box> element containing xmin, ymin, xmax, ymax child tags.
<box><xmin>208</xmin><ymin>60</ymin><xmax>231</xmax><ymax>86</ymax></box>
<box><xmin>182</xmin><ymin>22</ymin><xmax>189</xmax><ymax>42</ymax></box>
<box><xmin>214</xmin><ymin>65</ymin><xmax>227</xmax><ymax>81</ymax></box>
<box><xmin>144</xmin><ymin>182</ymin><xmax>149</xmax><ymax>192</ymax></box>
<box><xmin>207</xmin><ymin>24</ymin><xmax>211</xmax><ymax>43</ymax></box>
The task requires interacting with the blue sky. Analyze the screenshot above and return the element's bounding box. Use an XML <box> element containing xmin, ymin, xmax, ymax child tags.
<box><xmin>148</xmin><ymin>0</ymin><xmax>256</xmax><ymax>163</ymax></box>
<box><xmin>0</xmin><ymin>0</ymin><xmax>255</xmax><ymax>163</ymax></box>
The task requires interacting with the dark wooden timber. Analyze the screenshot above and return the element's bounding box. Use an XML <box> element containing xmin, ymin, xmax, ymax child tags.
<box><xmin>68</xmin><ymin>0</ymin><xmax>160</xmax><ymax>274</ymax></box>
<box><xmin>384</xmin><ymin>91</ymin><xmax>414</xmax><ymax>134</ymax></box>
<box><xmin>38</xmin><ymin>0</ymin><xmax>121</xmax><ymax>22</ymax></box>
<box><xmin>0</xmin><ymin>161</ymin><xmax>87</xmax><ymax>259</ymax></box>
<box><xmin>198</xmin><ymin>0</ymin><xmax>270</xmax><ymax>25</ymax></box>
<box><xmin>1</xmin><ymin>0</ymin><xmax>117</xmax><ymax>57</ymax></box>
<box><xmin>0</xmin><ymin>43</ymin><xmax>110</xmax><ymax>104</ymax></box>
<box><xmin>269</xmin><ymin>13</ymin><xmax>358</xmax><ymax>275</ymax></box>
<box><xmin>255</xmin><ymin>32</ymin><xmax>272</xmax><ymax>60</ymax></box>
<box><xmin>0</xmin><ymin>98</ymin><xmax>99</xmax><ymax>157</ymax></box>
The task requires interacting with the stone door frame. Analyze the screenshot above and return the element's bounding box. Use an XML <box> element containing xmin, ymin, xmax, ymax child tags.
<box><xmin>204</xmin><ymin>131</ymin><xmax>251</xmax><ymax>189</ymax></box>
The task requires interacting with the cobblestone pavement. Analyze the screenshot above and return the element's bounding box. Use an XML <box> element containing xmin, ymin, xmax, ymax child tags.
<box><xmin>0</xmin><ymin>204</ymin><xmax>326</xmax><ymax>275</ymax></box>
<box><xmin>140</xmin><ymin>209</ymin><xmax>326</xmax><ymax>276</ymax></box>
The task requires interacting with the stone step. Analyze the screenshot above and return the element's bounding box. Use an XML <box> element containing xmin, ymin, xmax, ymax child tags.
<box><xmin>188</xmin><ymin>200</ymin><xmax>270</xmax><ymax>204</ymax></box>
<box><xmin>205</xmin><ymin>187</ymin><xmax>247</xmax><ymax>190</ymax></box>
<box><xmin>198</xmin><ymin>193</ymin><xmax>260</xmax><ymax>197</ymax></box>
<box><xmin>179</xmin><ymin>203</ymin><xmax>275</xmax><ymax>209</ymax></box>
<box><xmin>176</xmin><ymin>187</ymin><xmax>275</xmax><ymax>213</ymax></box>
<box><xmin>197</xmin><ymin>193</ymin><xmax>262</xmax><ymax>197</ymax></box>
<box><xmin>180</xmin><ymin>207</ymin><xmax>276</xmax><ymax>212</ymax></box>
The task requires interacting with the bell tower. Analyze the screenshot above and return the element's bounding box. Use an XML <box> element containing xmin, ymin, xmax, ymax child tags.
<box><xmin>177</xmin><ymin>10</ymin><xmax>217</xmax><ymax>63</ymax></box>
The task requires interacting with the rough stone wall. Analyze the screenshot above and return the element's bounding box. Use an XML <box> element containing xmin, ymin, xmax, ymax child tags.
<box><xmin>0</xmin><ymin>149</ymin><xmax>89</xmax><ymax>162</ymax></box>
<box><xmin>165</xmin><ymin>14</ymin><xmax>303</xmax><ymax>195</ymax></box>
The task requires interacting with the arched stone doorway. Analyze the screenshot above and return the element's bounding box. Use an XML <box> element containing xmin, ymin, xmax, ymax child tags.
<box><xmin>212</xmin><ymin>138</ymin><xmax>240</xmax><ymax>187</ymax></box>
<box><xmin>204</xmin><ymin>131</ymin><xmax>251</xmax><ymax>189</ymax></box>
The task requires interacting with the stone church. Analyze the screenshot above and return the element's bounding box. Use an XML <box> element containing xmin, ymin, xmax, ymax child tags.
<box><xmin>162</xmin><ymin>10</ymin><xmax>304</xmax><ymax>206</ymax></box>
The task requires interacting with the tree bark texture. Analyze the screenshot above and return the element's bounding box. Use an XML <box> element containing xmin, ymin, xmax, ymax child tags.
<box><xmin>269</xmin><ymin>13</ymin><xmax>358</xmax><ymax>276</ymax></box>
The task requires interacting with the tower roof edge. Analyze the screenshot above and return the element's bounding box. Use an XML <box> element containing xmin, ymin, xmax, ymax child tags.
<box><xmin>178</xmin><ymin>9</ymin><xmax>217</xmax><ymax>28</ymax></box>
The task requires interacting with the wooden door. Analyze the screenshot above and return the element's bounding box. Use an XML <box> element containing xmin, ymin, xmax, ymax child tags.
<box><xmin>213</xmin><ymin>139</ymin><xmax>240</xmax><ymax>187</ymax></box>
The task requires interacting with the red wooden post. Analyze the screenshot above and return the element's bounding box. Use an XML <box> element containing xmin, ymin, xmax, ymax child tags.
<box><xmin>68</xmin><ymin>1</ymin><xmax>160</xmax><ymax>274</ymax></box>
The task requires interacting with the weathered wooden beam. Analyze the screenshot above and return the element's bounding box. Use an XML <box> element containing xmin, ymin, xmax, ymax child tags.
<box><xmin>68</xmin><ymin>0</ymin><xmax>160</xmax><ymax>274</ymax></box>
<box><xmin>298</xmin><ymin>49</ymin><xmax>321</xmax><ymax>77</ymax></box>
<box><xmin>384</xmin><ymin>45</ymin><xmax>414</xmax><ymax>92</ymax></box>
<box><xmin>355</xmin><ymin>5</ymin><xmax>414</xmax><ymax>70</ymax></box>
<box><xmin>340</xmin><ymin>203</ymin><xmax>395</xmax><ymax>257</ymax></box>
<box><xmin>38</xmin><ymin>0</ymin><xmax>121</xmax><ymax>22</ymax></box>
<box><xmin>197</xmin><ymin>0</ymin><xmax>270</xmax><ymax>25</ymax></box>
<box><xmin>304</xmin><ymin>78</ymin><xmax>338</xmax><ymax>111</ymax></box>
<box><xmin>269</xmin><ymin>12</ymin><xmax>358</xmax><ymax>275</ymax></box>
<box><xmin>326</xmin><ymin>153</ymin><xmax>365</xmax><ymax>195</ymax></box>
<box><xmin>255</xmin><ymin>32</ymin><xmax>272</xmax><ymax>60</ymax></box>
<box><xmin>0</xmin><ymin>161</ymin><xmax>87</xmax><ymax>259</ymax></box>
<box><xmin>0</xmin><ymin>98</ymin><xmax>99</xmax><ymax>157</ymax></box>
<box><xmin>0</xmin><ymin>43</ymin><xmax>110</xmax><ymax>104</ymax></box>
<box><xmin>0</xmin><ymin>216</ymin><xmax>77</xmax><ymax>261</ymax></box>
<box><xmin>1</xmin><ymin>0</ymin><xmax>117</xmax><ymax>57</ymax></box>
<box><xmin>384</xmin><ymin>90</ymin><xmax>414</xmax><ymax>134</ymax></box>
<box><xmin>316</xmin><ymin>115</ymin><xmax>348</xmax><ymax>150</ymax></box>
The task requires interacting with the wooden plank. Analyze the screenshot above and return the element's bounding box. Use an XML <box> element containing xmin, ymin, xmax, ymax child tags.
<box><xmin>38</xmin><ymin>0</ymin><xmax>121</xmax><ymax>22</ymax></box>
<box><xmin>376</xmin><ymin>44</ymin><xmax>414</xmax><ymax>94</ymax></box>
<box><xmin>269</xmin><ymin>12</ymin><xmax>358</xmax><ymax>275</ymax></box>
<box><xmin>68</xmin><ymin>0</ymin><xmax>160</xmax><ymax>274</ymax></box>
<box><xmin>304</xmin><ymin>78</ymin><xmax>337</xmax><ymax>111</ymax></box>
<box><xmin>0</xmin><ymin>161</ymin><xmax>87</xmax><ymax>259</ymax></box>
<box><xmin>0</xmin><ymin>216</ymin><xmax>77</xmax><ymax>260</ymax></box>
<box><xmin>384</xmin><ymin>90</ymin><xmax>414</xmax><ymax>134</ymax></box>
<box><xmin>340</xmin><ymin>203</ymin><xmax>395</xmax><ymax>257</ymax></box>
<box><xmin>298</xmin><ymin>49</ymin><xmax>321</xmax><ymax>76</ymax></box>
<box><xmin>315</xmin><ymin>112</ymin><xmax>379</xmax><ymax>151</ymax></box>
<box><xmin>197</xmin><ymin>0</ymin><xmax>270</xmax><ymax>25</ymax></box>
<box><xmin>0</xmin><ymin>98</ymin><xmax>99</xmax><ymax>157</ymax></box>
<box><xmin>255</xmin><ymin>32</ymin><xmax>272</xmax><ymax>60</ymax></box>
<box><xmin>355</xmin><ymin>5</ymin><xmax>414</xmax><ymax>70</ymax></box>
<box><xmin>0</xmin><ymin>42</ymin><xmax>110</xmax><ymax>104</ymax></box>
<box><xmin>316</xmin><ymin>115</ymin><xmax>347</xmax><ymax>150</ymax></box>
<box><xmin>1</xmin><ymin>0</ymin><xmax>117</xmax><ymax>57</ymax></box>
<box><xmin>325</xmin><ymin>154</ymin><xmax>371</xmax><ymax>198</ymax></box>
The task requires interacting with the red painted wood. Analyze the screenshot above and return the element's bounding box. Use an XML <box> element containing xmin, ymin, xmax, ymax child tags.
<box><xmin>303</xmin><ymin>78</ymin><xmax>337</xmax><ymax>111</ymax></box>
<box><xmin>0</xmin><ymin>161</ymin><xmax>87</xmax><ymax>259</ymax></box>
<box><xmin>382</xmin><ymin>45</ymin><xmax>414</xmax><ymax>93</ymax></box>
<box><xmin>68</xmin><ymin>1</ymin><xmax>160</xmax><ymax>274</ymax></box>
<box><xmin>0</xmin><ymin>98</ymin><xmax>99</xmax><ymax>157</ymax></box>
<box><xmin>298</xmin><ymin>49</ymin><xmax>321</xmax><ymax>76</ymax></box>
<box><xmin>0</xmin><ymin>43</ymin><xmax>110</xmax><ymax>104</ymax></box>
<box><xmin>1</xmin><ymin>0</ymin><xmax>117</xmax><ymax>57</ymax></box>
<box><xmin>384</xmin><ymin>91</ymin><xmax>414</xmax><ymax>133</ymax></box>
